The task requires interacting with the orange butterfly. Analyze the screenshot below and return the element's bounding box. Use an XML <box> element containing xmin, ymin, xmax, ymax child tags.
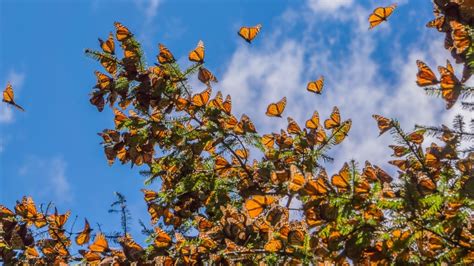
<box><xmin>289</xmin><ymin>165</ymin><xmax>305</xmax><ymax>193</ymax></box>
<box><xmin>261</xmin><ymin>134</ymin><xmax>275</xmax><ymax>149</ymax></box>
<box><xmin>238</xmin><ymin>24</ymin><xmax>262</xmax><ymax>43</ymax></box>
<box><xmin>89</xmin><ymin>233</ymin><xmax>109</xmax><ymax>253</ymax></box>
<box><xmin>98</xmin><ymin>32</ymin><xmax>115</xmax><ymax>54</ymax></box>
<box><xmin>287</xmin><ymin>117</ymin><xmax>302</xmax><ymax>134</ymax></box>
<box><xmin>3</xmin><ymin>83</ymin><xmax>25</xmax><ymax>111</ymax></box>
<box><xmin>114</xmin><ymin>22</ymin><xmax>132</xmax><ymax>41</ymax></box>
<box><xmin>305</xmin><ymin>111</ymin><xmax>320</xmax><ymax>130</ymax></box>
<box><xmin>450</xmin><ymin>20</ymin><xmax>470</xmax><ymax>55</ymax></box>
<box><xmin>234</xmin><ymin>114</ymin><xmax>256</xmax><ymax>134</ymax></box>
<box><xmin>189</xmin><ymin>40</ymin><xmax>205</xmax><ymax>63</ymax></box>
<box><xmin>438</xmin><ymin>62</ymin><xmax>460</xmax><ymax>109</ymax></box>
<box><xmin>307</xmin><ymin>76</ymin><xmax>324</xmax><ymax>94</ymax></box>
<box><xmin>368</xmin><ymin>4</ymin><xmax>397</xmax><ymax>29</ymax></box>
<box><xmin>191</xmin><ymin>87</ymin><xmax>211</xmax><ymax>107</ymax></box>
<box><xmin>266</xmin><ymin>97</ymin><xmax>287</xmax><ymax>117</ymax></box>
<box><xmin>304</xmin><ymin>169</ymin><xmax>330</xmax><ymax>196</ymax></box>
<box><xmin>331</xmin><ymin>163</ymin><xmax>351</xmax><ymax>192</ymax></box>
<box><xmin>372</xmin><ymin>114</ymin><xmax>392</xmax><ymax>136</ymax></box>
<box><xmin>14</xmin><ymin>196</ymin><xmax>46</xmax><ymax>228</ymax></box>
<box><xmin>47</xmin><ymin>208</ymin><xmax>71</xmax><ymax>229</ymax></box>
<box><xmin>333</xmin><ymin>119</ymin><xmax>351</xmax><ymax>144</ymax></box>
<box><xmin>141</xmin><ymin>189</ymin><xmax>159</xmax><ymax>203</ymax></box>
<box><xmin>244</xmin><ymin>195</ymin><xmax>276</xmax><ymax>218</ymax></box>
<box><xmin>94</xmin><ymin>71</ymin><xmax>112</xmax><ymax>90</ymax></box>
<box><xmin>98</xmin><ymin>54</ymin><xmax>117</xmax><ymax>75</ymax></box>
<box><xmin>113</xmin><ymin>108</ymin><xmax>128</xmax><ymax>128</ymax></box>
<box><xmin>324</xmin><ymin>106</ymin><xmax>340</xmax><ymax>129</ymax></box>
<box><xmin>157</xmin><ymin>43</ymin><xmax>175</xmax><ymax>64</ymax></box>
<box><xmin>426</xmin><ymin>16</ymin><xmax>445</xmax><ymax>32</ymax></box>
<box><xmin>416</xmin><ymin>60</ymin><xmax>439</xmax><ymax>87</ymax></box>
<box><xmin>76</xmin><ymin>218</ymin><xmax>92</xmax><ymax>245</ymax></box>
<box><xmin>198</xmin><ymin>67</ymin><xmax>218</xmax><ymax>85</ymax></box>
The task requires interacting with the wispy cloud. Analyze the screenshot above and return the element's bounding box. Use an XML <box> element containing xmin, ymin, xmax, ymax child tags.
<box><xmin>218</xmin><ymin>2</ymin><xmax>466</xmax><ymax>175</ymax></box>
<box><xmin>0</xmin><ymin>70</ymin><xmax>26</xmax><ymax>124</ymax></box>
<box><xmin>19</xmin><ymin>156</ymin><xmax>73</xmax><ymax>203</ymax></box>
<box><xmin>134</xmin><ymin>0</ymin><xmax>162</xmax><ymax>22</ymax></box>
<box><xmin>307</xmin><ymin>0</ymin><xmax>353</xmax><ymax>12</ymax></box>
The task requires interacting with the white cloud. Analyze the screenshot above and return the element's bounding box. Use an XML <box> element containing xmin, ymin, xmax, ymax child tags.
<box><xmin>134</xmin><ymin>0</ymin><xmax>162</xmax><ymax>22</ymax></box>
<box><xmin>0</xmin><ymin>70</ymin><xmax>26</xmax><ymax>124</ymax></box>
<box><xmin>218</xmin><ymin>2</ymin><xmax>468</xmax><ymax>176</ymax></box>
<box><xmin>307</xmin><ymin>0</ymin><xmax>354</xmax><ymax>12</ymax></box>
<box><xmin>19</xmin><ymin>156</ymin><xmax>73</xmax><ymax>203</ymax></box>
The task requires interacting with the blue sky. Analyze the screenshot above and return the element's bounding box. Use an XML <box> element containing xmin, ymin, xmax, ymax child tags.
<box><xmin>0</xmin><ymin>0</ymin><xmax>470</xmax><ymax>243</ymax></box>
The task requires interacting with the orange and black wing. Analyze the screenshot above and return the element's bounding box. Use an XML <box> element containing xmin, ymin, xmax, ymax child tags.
<box><xmin>265</xmin><ymin>97</ymin><xmax>287</xmax><ymax>117</ymax></box>
<box><xmin>368</xmin><ymin>4</ymin><xmax>397</xmax><ymax>29</ymax></box>
<box><xmin>238</xmin><ymin>24</ymin><xmax>262</xmax><ymax>43</ymax></box>
<box><xmin>3</xmin><ymin>83</ymin><xmax>25</xmax><ymax>111</ymax></box>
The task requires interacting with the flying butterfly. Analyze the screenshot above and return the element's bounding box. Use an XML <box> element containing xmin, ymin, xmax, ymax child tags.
<box><xmin>333</xmin><ymin>120</ymin><xmax>351</xmax><ymax>144</ymax></box>
<box><xmin>287</xmin><ymin>117</ymin><xmax>302</xmax><ymax>134</ymax></box>
<box><xmin>372</xmin><ymin>114</ymin><xmax>392</xmax><ymax>136</ymax></box>
<box><xmin>157</xmin><ymin>43</ymin><xmax>175</xmax><ymax>64</ymax></box>
<box><xmin>98</xmin><ymin>32</ymin><xmax>115</xmax><ymax>54</ymax></box>
<box><xmin>192</xmin><ymin>87</ymin><xmax>211</xmax><ymax>107</ymax></box>
<box><xmin>324</xmin><ymin>106</ymin><xmax>341</xmax><ymax>129</ymax></box>
<box><xmin>89</xmin><ymin>233</ymin><xmax>109</xmax><ymax>253</ymax></box>
<box><xmin>265</xmin><ymin>97</ymin><xmax>287</xmax><ymax>117</ymax></box>
<box><xmin>426</xmin><ymin>16</ymin><xmax>445</xmax><ymax>32</ymax></box>
<box><xmin>238</xmin><ymin>24</ymin><xmax>262</xmax><ymax>43</ymax></box>
<box><xmin>307</xmin><ymin>76</ymin><xmax>324</xmax><ymax>94</ymax></box>
<box><xmin>75</xmin><ymin>219</ymin><xmax>92</xmax><ymax>246</ymax></box>
<box><xmin>114</xmin><ymin>22</ymin><xmax>132</xmax><ymax>41</ymax></box>
<box><xmin>416</xmin><ymin>60</ymin><xmax>439</xmax><ymax>87</ymax></box>
<box><xmin>3</xmin><ymin>83</ymin><xmax>25</xmax><ymax>111</ymax></box>
<box><xmin>198</xmin><ymin>67</ymin><xmax>218</xmax><ymax>85</ymax></box>
<box><xmin>368</xmin><ymin>4</ymin><xmax>397</xmax><ymax>29</ymax></box>
<box><xmin>244</xmin><ymin>195</ymin><xmax>276</xmax><ymax>218</ymax></box>
<box><xmin>189</xmin><ymin>40</ymin><xmax>205</xmax><ymax>63</ymax></box>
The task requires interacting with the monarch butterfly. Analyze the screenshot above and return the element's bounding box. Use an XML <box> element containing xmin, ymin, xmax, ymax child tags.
<box><xmin>244</xmin><ymin>195</ymin><xmax>276</xmax><ymax>218</ymax></box>
<box><xmin>99</xmin><ymin>32</ymin><xmax>115</xmax><ymax>54</ymax></box>
<box><xmin>389</xmin><ymin>159</ymin><xmax>408</xmax><ymax>171</ymax></box>
<box><xmin>141</xmin><ymin>189</ymin><xmax>159</xmax><ymax>203</ymax></box>
<box><xmin>147</xmin><ymin>203</ymin><xmax>163</xmax><ymax>224</ymax></box>
<box><xmin>208</xmin><ymin>91</ymin><xmax>223</xmax><ymax>110</ymax></box>
<box><xmin>304</xmin><ymin>169</ymin><xmax>330</xmax><ymax>196</ymax></box>
<box><xmin>75</xmin><ymin>219</ymin><xmax>92</xmax><ymax>245</ymax></box>
<box><xmin>265</xmin><ymin>97</ymin><xmax>287</xmax><ymax>117</ymax></box>
<box><xmin>416</xmin><ymin>60</ymin><xmax>439</xmax><ymax>87</ymax></box>
<box><xmin>189</xmin><ymin>40</ymin><xmax>205</xmax><ymax>63</ymax></box>
<box><xmin>157</xmin><ymin>43</ymin><xmax>175</xmax><ymax>64</ymax></box>
<box><xmin>235</xmin><ymin>148</ymin><xmax>249</xmax><ymax>159</ymax></box>
<box><xmin>89</xmin><ymin>233</ymin><xmax>109</xmax><ymax>253</ymax></box>
<box><xmin>234</xmin><ymin>114</ymin><xmax>256</xmax><ymax>134</ymax></box>
<box><xmin>368</xmin><ymin>4</ymin><xmax>397</xmax><ymax>29</ymax></box>
<box><xmin>307</xmin><ymin>76</ymin><xmax>324</xmax><ymax>94</ymax></box>
<box><xmin>262</xmin><ymin>134</ymin><xmax>275</xmax><ymax>149</ymax></box>
<box><xmin>118</xmin><ymin>234</ymin><xmax>144</xmax><ymax>259</ymax></box>
<box><xmin>373</xmin><ymin>164</ymin><xmax>393</xmax><ymax>183</ymax></box>
<box><xmin>305</xmin><ymin>111</ymin><xmax>320</xmax><ymax>130</ymax></box>
<box><xmin>47</xmin><ymin>209</ymin><xmax>71</xmax><ymax>228</ymax></box>
<box><xmin>192</xmin><ymin>87</ymin><xmax>211</xmax><ymax>107</ymax></box>
<box><xmin>265</xmin><ymin>238</ymin><xmax>283</xmax><ymax>252</ymax></box>
<box><xmin>324</xmin><ymin>106</ymin><xmax>340</xmax><ymax>129</ymax></box>
<box><xmin>215</xmin><ymin>156</ymin><xmax>231</xmax><ymax>172</ymax></box>
<box><xmin>0</xmin><ymin>205</ymin><xmax>14</xmax><ymax>217</ymax></box>
<box><xmin>25</xmin><ymin>246</ymin><xmax>39</xmax><ymax>259</ymax></box>
<box><xmin>98</xmin><ymin>54</ymin><xmax>117</xmax><ymax>75</ymax></box>
<box><xmin>407</xmin><ymin>130</ymin><xmax>424</xmax><ymax>144</ymax></box>
<box><xmin>94</xmin><ymin>71</ymin><xmax>112</xmax><ymax>90</ymax></box>
<box><xmin>154</xmin><ymin>228</ymin><xmax>172</xmax><ymax>249</ymax></box>
<box><xmin>2</xmin><ymin>83</ymin><xmax>25</xmax><ymax>111</ymax></box>
<box><xmin>438</xmin><ymin>64</ymin><xmax>460</xmax><ymax>109</ymax></box>
<box><xmin>331</xmin><ymin>163</ymin><xmax>350</xmax><ymax>192</ymax></box>
<box><xmin>198</xmin><ymin>67</ymin><xmax>218</xmax><ymax>85</ymax></box>
<box><xmin>307</xmin><ymin>126</ymin><xmax>327</xmax><ymax>146</ymax></box>
<box><xmin>450</xmin><ymin>20</ymin><xmax>470</xmax><ymax>55</ymax></box>
<box><xmin>372</xmin><ymin>114</ymin><xmax>392</xmax><ymax>136</ymax></box>
<box><xmin>195</xmin><ymin>216</ymin><xmax>213</xmax><ymax>232</ymax></box>
<box><xmin>417</xmin><ymin>174</ymin><xmax>437</xmax><ymax>193</ymax></box>
<box><xmin>15</xmin><ymin>196</ymin><xmax>46</xmax><ymax>228</ymax></box>
<box><xmin>287</xmin><ymin>117</ymin><xmax>302</xmax><ymax>134</ymax></box>
<box><xmin>222</xmin><ymin>114</ymin><xmax>238</xmax><ymax>130</ymax></box>
<box><xmin>426</xmin><ymin>16</ymin><xmax>445</xmax><ymax>32</ymax></box>
<box><xmin>113</xmin><ymin>108</ymin><xmax>127</xmax><ymax>128</ymax></box>
<box><xmin>334</xmin><ymin>120</ymin><xmax>351</xmax><ymax>144</ymax></box>
<box><xmin>289</xmin><ymin>165</ymin><xmax>305</xmax><ymax>193</ymax></box>
<box><xmin>222</xmin><ymin>94</ymin><xmax>232</xmax><ymax>114</ymax></box>
<box><xmin>114</xmin><ymin>22</ymin><xmax>132</xmax><ymax>41</ymax></box>
<box><xmin>238</xmin><ymin>24</ymin><xmax>262</xmax><ymax>43</ymax></box>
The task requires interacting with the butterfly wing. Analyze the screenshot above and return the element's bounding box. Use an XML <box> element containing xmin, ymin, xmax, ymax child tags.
<box><xmin>416</xmin><ymin>60</ymin><xmax>439</xmax><ymax>87</ymax></box>
<box><xmin>189</xmin><ymin>40</ymin><xmax>205</xmax><ymax>63</ymax></box>
<box><xmin>114</xmin><ymin>22</ymin><xmax>132</xmax><ymax>41</ymax></box>
<box><xmin>369</xmin><ymin>4</ymin><xmax>396</xmax><ymax>29</ymax></box>
<box><xmin>2</xmin><ymin>83</ymin><xmax>25</xmax><ymax>111</ymax></box>
<box><xmin>238</xmin><ymin>24</ymin><xmax>262</xmax><ymax>43</ymax></box>
<box><xmin>324</xmin><ymin>107</ymin><xmax>340</xmax><ymax>129</ymax></box>
<box><xmin>307</xmin><ymin>76</ymin><xmax>324</xmax><ymax>94</ymax></box>
<box><xmin>158</xmin><ymin>44</ymin><xmax>175</xmax><ymax>64</ymax></box>
<box><xmin>265</xmin><ymin>97</ymin><xmax>287</xmax><ymax>117</ymax></box>
<box><xmin>99</xmin><ymin>32</ymin><xmax>115</xmax><ymax>54</ymax></box>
